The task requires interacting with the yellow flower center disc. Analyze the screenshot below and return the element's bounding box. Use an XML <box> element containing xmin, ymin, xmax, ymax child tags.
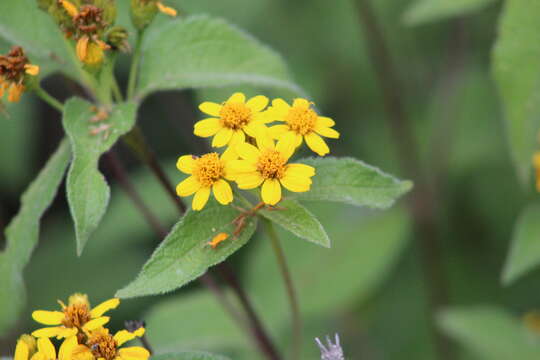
<box><xmin>193</xmin><ymin>153</ymin><xmax>224</xmax><ymax>187</ymax></box>
<box><xmin>285</xmin><ymin>106</ymin><xmax>317</xmax><ymax>135</ymax></box>
<box><xmin>219</xmin><ymin>102</ymin><xmax>252</xmax><ymax>130</ymax></box>
<box><xmin>257</xmin><ymin>150</ymin><xmax>286</xmax><ymax>179</ymax></box>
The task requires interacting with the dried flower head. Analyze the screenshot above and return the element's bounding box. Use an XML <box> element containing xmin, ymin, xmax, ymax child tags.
<box><xmin>0</xmin><ymin>46</ymin><xmax>39</xmax><ymax>103</ymax></box>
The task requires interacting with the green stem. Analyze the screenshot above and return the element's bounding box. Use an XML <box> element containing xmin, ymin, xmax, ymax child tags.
<box><xmin>127</xmin><ymin>31</ymin><xmax>144</xmax><ymax>100</ymax></box>
<box><xmin>112</xmin><ymin>76</ymin><xmax>124</xmax><ymax>102</ymax></box>
<box><xmin>263</xmin><ymin>218</ymin><xmax>302</xmax><ymax>360</ymax></box>
<box><xmin>34</xmin><ymin>86</ymin><xmax>64</xmax><ymax>112</ymax></box>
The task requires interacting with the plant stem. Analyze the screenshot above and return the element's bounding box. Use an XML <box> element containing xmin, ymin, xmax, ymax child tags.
<box><xmin>127</xmin><ymin>31</ymin><xmax>143</xmax><ymax>100</ymax></box>
<box><xmin>112</xmin><ymin>76</ymin><xmax>124</xmax><ymax>103</ymax></box>
<box><xmin>263</xmin><ymin>219</ymin><xmax>302</xmax><ymax>360</ymax></box>
<box><xmin>218</xmin><ymin>263</ymin><xmax>282</xmax><ymax>360</ymax></box>
<box><xmin>122</xmin><ymin>126</ymin><xmax>187</xmax><ymax>214</ymax></box>
<box><xmin>352</xmin><ymin>1</ymin><xmax>451</xmax><ymax>359</ymax></box>
<box><xmin>34</xmin><ymin>86</ymin><xmax>64</xmax><ymax>112</ymax></box>
<box><xmin>104</xmin><ymin>151</ymin><xmax>168</xmax><ymax>237</ymax></box>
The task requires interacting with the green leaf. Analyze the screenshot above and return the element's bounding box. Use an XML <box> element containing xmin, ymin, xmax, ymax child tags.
<box><xmin>438</xmin><ymin>307</ymin><xmax>540</xmax><ymax>360</ymax></box>
<box><xmin>501</xmin><ymin>203</ymin><xmax>540</xmax><ymax>285</ymax></box>
<box><xmin>259</xmin><ymin>200</ymin><xmax>330</xmax><ymax>248</ymax></box>
<box><xmin>492</xmin><ymin>0</ymin><xmax>540</xmax><ymax>183</ymax></box>
<box><xmin>151</xmin><ymin>353</ymin><xmax>230</xmax><ymax>360</ymax></box>
<box><xmin>0</xmin><ymin>0</ymin><xmax>77</xmax><ymax>77</ymax></box>
<box><xmin>135</xmin><ymin>15</ymin><xmax>303</xmax><ymax>101</ymax></box>
<box><xmin>289</xmin><ymin>157</ymin><xmax>412</xmax><ymax>209</ymax></box>
<box><xmin>116</xmin><ymin>199</ymin><xmax>258</xmax><ymax>298</ymax></box>
<box><xmin>403</xmin><ymin>0</ymin><xmax>496</xmax><ymax>26</ymax></box>
<box><xmin>63</xmin><ymin>98</ymin><xmax>137</xmax><ymax>255</ymax></box>
<box><xmin>0</xmin><ymin>139</ymin><xmax>71</xmax><ymax>335</ymax></box>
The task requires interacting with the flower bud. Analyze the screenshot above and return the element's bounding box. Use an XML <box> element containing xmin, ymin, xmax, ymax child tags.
<box><xmin>106</xmin><ymin>26</ymin><xmax>130</xmax><ymax>53</ymax></box>
<box><xmin>130</xmin><ymin>0</ymin><xmax>158</xmax><ymax>31</ymax></box>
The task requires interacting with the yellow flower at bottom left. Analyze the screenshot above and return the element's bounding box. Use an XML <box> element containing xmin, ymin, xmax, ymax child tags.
<box><xmin>176</xmin><ymin>152</ymin><xmax>236</xmax><ymax>210</ymax></box>
<box><xmin>15</xmin><ymin>335</ymin><xmax>77</xmax><ymax>360</ymax></box>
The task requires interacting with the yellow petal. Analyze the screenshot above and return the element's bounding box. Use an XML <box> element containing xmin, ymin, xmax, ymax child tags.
<box><xmin>32</xmin><ymin>311</ymin><xmax>64</xmax><ymax>325</ymax></box>
<box><xmin>226</xmin><ymin>92</ymin><xmax>245</xmax><ymax>104</ymax></box>
<box><xmin>176</xmin><ymin>155</ymin><xmax>196</xmax><ymax>174</ymax></box>
<box><xmin>212</xmin><ymin>127</ymin><xmax>233</xmax><ymax>147</ymax></box>
<box><xmin>229</xmin><ymin>130</ymin><xmax>245</xmax><ymax>146</ymax></box>
<box><xmin>314</xmin><ymin>126</ymin><xmax>340</xmax><ymax>139</ymax></box>
<box><xmin>176</xmin><ymin>176</ymin><xmax>201</xmax><ymax>197</ymax></box>
<box><xmin>261</xmin><ymin>179</ymin><xmax>281</xmax><ymax>205</ymax></box>
<box><xmin>199</xmin><ymin>102</ymin><xmax>221</xmax><ymax>116</ymax></box>
<box><xmin>60</xmin><ymin>0</ymin><xmax>78</xmax><ymax>17</ymax></box>
<box><xmin>255</xmin><ymin>133</ymin><xmax>275</xmax><ymax>152</ymax></box>
<box><xmin>8</xmin><ymin>83</ymin><xmax>24</xmax><ymax>103</ymax></box>
<box><xmin>236</xmin><ymin>142</ymin><xmax>261</xmax><ymax>162</ymax></box>
<box><xmin>113</xmin><ymin>330</ymin><xmax>140</xmax><ymax>347</ymax></box>
<box><xmin>24</xmin><ymin>64</ymin><xmax>40</xmax><ymax>76</ymax></box>
<box><xmin>285</xmin><ymin>163</ymin><xmax>316</xmax><ymax>178</ymax></box>
<box><xmin>533</xmin><ymin>152</ymin><xmax>540</xmax><ymax>168</ymax></box>
<box><xmin>317</xmin><ymin>116</ymin><xmax>335</xmax><ymax>127</ymax></box>
<box><xmin>37</xmin><ymin>338</ymin><xmax>56</xmax><ymax>360</ymax></box>
<box><xmin>268</xmin><ymin>125</ymin><xmax>289</xmax><ymax>139</ymax></box>
<box><xmin>221</xmin><ymin>146</ymin><xmax>238</xmax><ymax>162</ymax></box>
<box><xmin>156</xmin><ymin>2</ymin><xmax>177</xmax><ymax>16</ymax></box>
<box><xmin>82</xmin><ymin>316</ymin><xmax>110</xmax><ymax>331</ymax></box>
<box><xmin>194</xmin><ymin>118</ymin><xmax>221</xmax><ymax>137</ymax></box>
<box><xmin>90</xmin><ymin>298</ymin><xmax>120</xmax><ymax>318</ymax></box>
<box><xmin>275</xmin><ymin>132</ymin><xmax>296</xmax><ymax>160</ymax></box>
<box><xmin>117</xmin><ymin>347</ymin><xmax>150</xmax><ymax>360</ymax></box>
<box><xmin>244</xmin><ymin>122</ymin><xmax>266</xmax><ymax>138</ymax></box>
<box><xmin>32</xmin><ymin>327</ymin><xmax>69</xmax><ymax>339</ymax></box>
<box><xmin>280</xmin><ymin>174</ymin><xmax>311</xmax><ymax>193</ymax></box>
<box><xmin>31</xmin><ymin>353</ymin><xmax>46</xmax><ymax>360</ymax></box>
<box><xmin>294</xmin><ymin>133</ymin><xmax>303</xmax><ymax>147</ymax></box>
<box><xmin>192</xmin><ymin>187</ymin><xmax>211</xmax><ymax>210</ymax></box>
<box><xmin>304</xmin><ymin>132</ymin><xmax>329</xmax><ymax>156</ymax></box>
<box><xmin>229</xmin><ymin>160</ymin><xmax>257</xmax><ymax>173</ymax></box>
<box><xmin>15</xmin><ymin>340</ymin><xmax>29</xmax><ymax>360</ymax></box>
<box><xmin>59</xmin><ymin>336</ymin><xmax>78</xmax><ymax>360</ymax></box>
<box><xmin>270</xmin><ymin>98</ymin><xmax>291</xmax><ymax>118</ymax></box>
<box><xmin>212</xmin><ymin>179</ymin><xmax>233</xmax><ymax>205</ymax></box>
<box><xmin>235</xmin><ymin>172</ymin><xmax>264</xmax><ymax>189</ymax></box>
<box><xmin>293</xmin><ymin>98</ymin><xmax>310</xmax><ymax>108</ymax></box>
<box><xmin>71</xmin><ymin>345</ymin><xmax>93</xmax><ymax>360</ymax></box>
<box><xmin>76</xmin><ymin>36</ymin><xmax>89</xmax><ymax>62</ymax></box>
<box><xmin>245</xmin><ymin>95</ymin><xmax>269</xmax><ymax>112</ymax></box>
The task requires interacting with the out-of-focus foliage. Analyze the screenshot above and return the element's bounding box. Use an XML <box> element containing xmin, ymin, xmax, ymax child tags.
<box><xmin>403</xmin><ymin>0</ymin><xmax>497</xmax><ymax>25</ymax></box>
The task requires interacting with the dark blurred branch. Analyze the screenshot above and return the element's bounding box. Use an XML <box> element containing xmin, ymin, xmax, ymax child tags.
<box><xmin>352</xmin><ymin>1</ymin><xmax>452</xmax><ymax>359</ymax></box>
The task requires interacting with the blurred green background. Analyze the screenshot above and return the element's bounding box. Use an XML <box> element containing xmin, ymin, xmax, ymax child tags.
<box><xmin>2</xmin><ymin>0</ymin><xmax>540</xmax><ymax>359</ymax></box>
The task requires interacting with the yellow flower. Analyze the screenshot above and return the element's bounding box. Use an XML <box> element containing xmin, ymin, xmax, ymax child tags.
<box><xmin>15</xmin><ymin>335</ymin><xmax>77</xmax><ymax>360</ymax></box>
<box><xmin>230</xmin><ymin>137</ymin><xmax>315</xmax><ymax>205</ymax></box>
<box><xmin>176</xmin><ymin>152</ymin><xmax>236</xmax><ymax>210</ymax></box>
<box><xmin>75</xmin><ymin>36</ymin><xmax>110</xmax><ymax>65</ymax></box>
<box><xmin>267</xmin><ymin>98</ymin><xmax>339</xmax><ymax>156</ymax></box>
<box><xmin>534</xmin><ymin>152</ymin><xmax>540</xmax><ymax>192</ymax></box>
<box><xmin>194</xmin><ymin>92</ymin><xmax>271</xmax><ymax>148</ymax></box>
<box><xmin>72</xmin><ymin>327</ymin><xmax>149</xmax><ymax>360</ymax></box>
<box><xmin>31</xmin><ymin>293</ymin><xmax>120</xmax><ymax>339</ymax></box>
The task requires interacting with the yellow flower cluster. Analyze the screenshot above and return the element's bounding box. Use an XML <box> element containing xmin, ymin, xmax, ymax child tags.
<box><xmin>176</xmin><ymin>92</ymin><xmax>339</xmax><ymax>210</ymax></box>
<box><xmin>14</xmin><ymin>293</ymin><xmax>149</xmax><ymax>360</ymax></box>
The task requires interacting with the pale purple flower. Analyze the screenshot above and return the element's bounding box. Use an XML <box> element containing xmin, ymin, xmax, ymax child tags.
<box><xmin>315</xmin><ymin>333</ymin><xmax>345</xmax><ymax>360</ymax></box>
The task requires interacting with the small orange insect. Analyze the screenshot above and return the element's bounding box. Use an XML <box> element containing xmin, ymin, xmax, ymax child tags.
<box><xmin>208</xmin><ymin>232</ymin><xmax>229</xmax><ymax>249</ymax></box>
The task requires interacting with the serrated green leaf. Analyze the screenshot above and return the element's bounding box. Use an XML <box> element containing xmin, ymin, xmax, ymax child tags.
<box><xmin>492</xmin><ymin>0</ymin><xmax>540</xmax><ymax>183</ymax></box>
<box><xmin>259</xmin><ymin>200</ymin><xmax>330</xmax><ymax>248</ymax></box>
<box><xmin>151</xmin><ymin>353</ymin><xmax>230</xmax><ymax>360</ymax></box>
<box><xmin>63</xmin><ymin>98</ymin><xmax>137</xmax><ymax>255</ymax></box>
<box><xmin>116</xmin><ymin>199</ymin><xmax>257</xmax><ymax>298</ymax></box>
<box><xmin>438</xmin><ymin>307</ymin><xmax>540</xmax><ymax>360</ymax></box>
<box><xmin>135</xmin><ymin>15</ymin><xmax>303</xmax><ymax>101</ymax></box>
<box><xmin>403</xmin><ymin>0</ymin><xmax>496</xmax><ymax>26</ymax></box>
<box><xmin>0</xmin><ymin>0</ymin><xmax>77</xmax><ymax>77</ymax></box>
<box><xmin>0</xmin><ymin>139</ymin><xmax>71</xmax><ymax>335</ymax></box>
<box><xmin>501</xmin><ymin>203</ymin><xmax>540</xmax><ymax>285</ymax></box>
<box><xmin>289</xmin><ymin>157</ymin><xmax>412</xmax><ymax>209</ymax></box>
